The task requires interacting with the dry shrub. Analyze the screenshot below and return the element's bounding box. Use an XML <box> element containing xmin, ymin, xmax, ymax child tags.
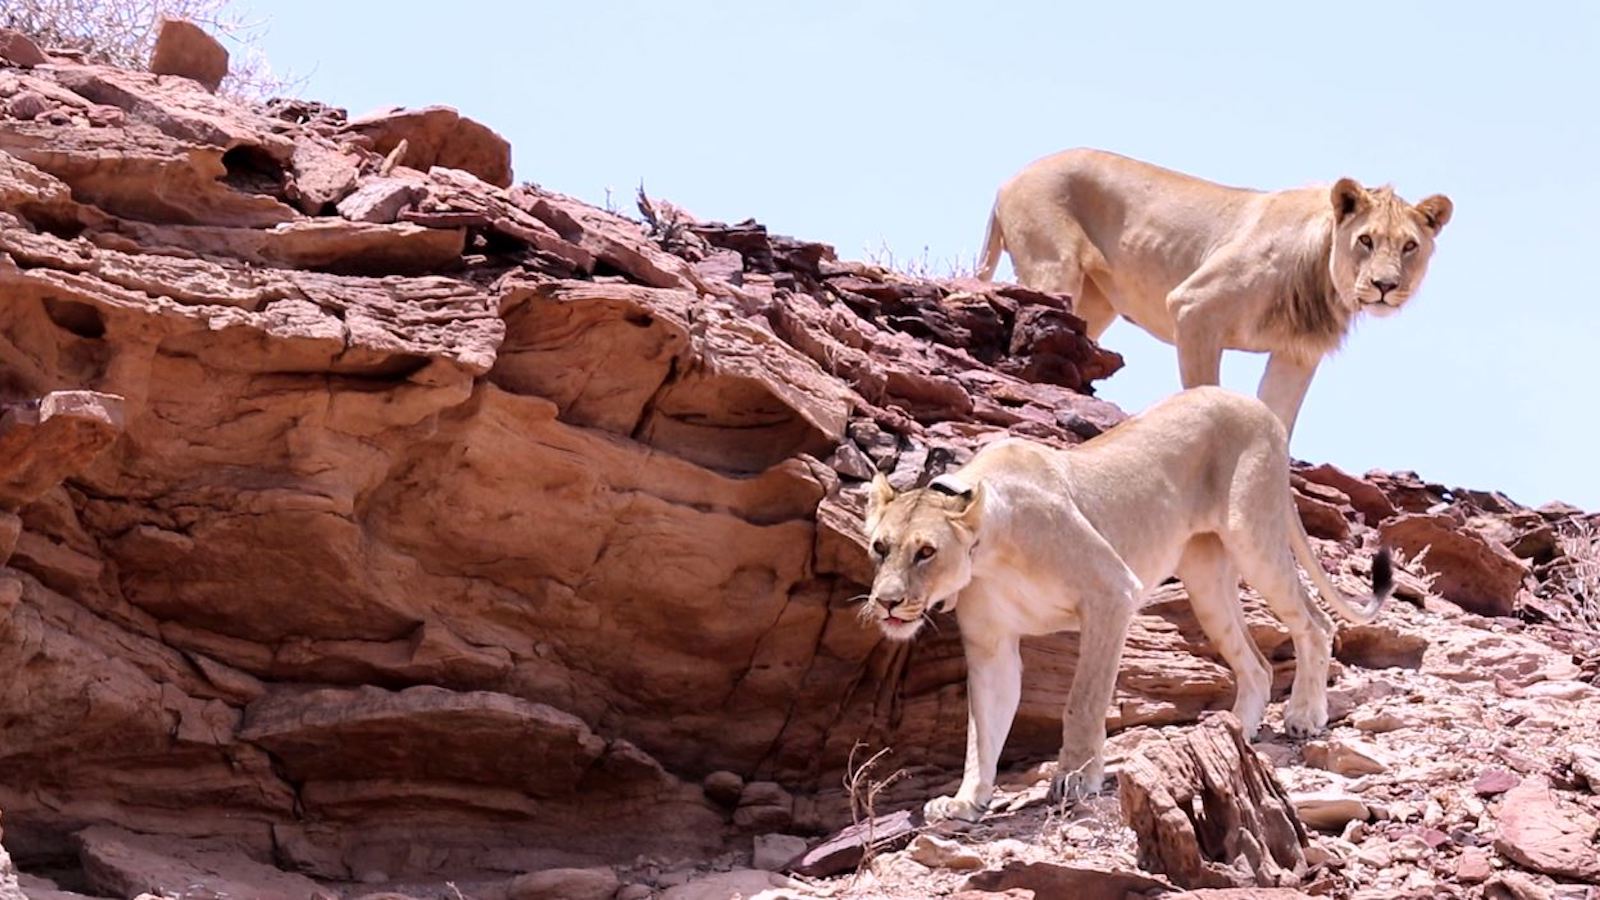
<box><xmin>2</xmin><ymin>0</ymin><xmax>302</xmax><ymax>99</ymax></box>
<box><xmin>843</xmin><ymin>742</ymin><xmax>907</xmax><ymax>876</ymax></box>
<box><xmin>1557</xmin><ymin>520</ymin><xmax>1600</xmax><ymax>631</ymax></box>
<box><xmin>864</xmin><ymin>239</ymin><xmax>977</xmax><ymax>280</ymax></box>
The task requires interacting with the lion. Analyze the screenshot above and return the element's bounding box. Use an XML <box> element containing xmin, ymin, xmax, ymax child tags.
<box><xmin>861</xmin><ymin>386</ymin><xmax>1392</xmax><ymax>822</ymax></box>
<box><xmin>976</xmin><ymin>148</ymin><xmax>1453</xmax><ymax>434</ymax></box>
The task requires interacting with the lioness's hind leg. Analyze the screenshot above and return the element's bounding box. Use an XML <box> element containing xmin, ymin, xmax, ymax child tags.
<box><xmin>1176</xmin><ymin>535</ymin><xmax>1271</xmax><ymax>738</ymax></box>
<box><xmin>1074</xmin><ymin>279</ymin><xmax>1119</xmax><ymax>342</ymax></box>
<box><xmin>996</xmin><ymin>198</ymin><xmax>1092</xmax><ymax>300</ymax></box>
<box><xmin>1223</xmin><ymin>527</ymin><xmax>1335</xmax><ymax>738</ymax></box>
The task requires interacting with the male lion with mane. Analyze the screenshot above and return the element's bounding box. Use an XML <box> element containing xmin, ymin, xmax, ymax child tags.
<box><xmin>862</xmin><ymin>387</ymin><xmax>1392</xmax><ymax>822</ymax></box>
<box><xmin>977</xmin><ymin>148</ymin><xmax>1453</xmax><ymax>434</ymax></box>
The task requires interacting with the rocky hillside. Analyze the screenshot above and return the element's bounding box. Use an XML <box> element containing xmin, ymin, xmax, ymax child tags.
<box><xmin>1</xmin><ymin>22</ymin><xmax>1598</xmax><ymax>900</ymax></box>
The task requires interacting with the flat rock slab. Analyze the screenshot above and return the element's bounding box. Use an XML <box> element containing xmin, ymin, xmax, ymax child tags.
<box><xmin>1493</xmin><ymin>776</ymin><xmax>1600</xmax><ymax>882</ymax></box>
<box><xmin>961</xmin><ymin>860</ymin><xmax>1173</xmax><ymax>900</ymax></box>
<box><xmin>76</xmin><ymin>826</ymin><xmax>332</xmax><ymax>900</ymax></box>
<box><xmin>790</xmin><ymin>809</ymin><xmax>919</xmax><ymax>877</ymax></box>
<box><xmin>241</xmin><ymin>685</ymin><xmax>611</xmax><ymax>798</ymax></box>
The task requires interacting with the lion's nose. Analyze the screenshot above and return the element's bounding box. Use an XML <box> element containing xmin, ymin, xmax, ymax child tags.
<box><xmin>1371</xmin><ymin>278</ymin><xmax>1398</xmax><ymax>297</ymax></box>
<box><xmin>874</xmin><ymin>595</ymin><xmax>900</xmax><ymax>612</ymax></box>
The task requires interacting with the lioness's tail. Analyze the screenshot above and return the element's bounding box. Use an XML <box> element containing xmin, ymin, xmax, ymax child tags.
<box><xmin>1288</xmin><ymin>506</ymin><xmax>1392</xmax><ymax>624</ymax></box>
<box><xmin>976</xmin><ymin>201</ymin><xmax>1004</xmax><ymax>281</ymax></box>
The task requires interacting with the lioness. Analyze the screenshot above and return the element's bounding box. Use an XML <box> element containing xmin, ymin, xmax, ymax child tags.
<box><xmin>977</xmin><ymin>148</ymin><xmax>1452</xmax><ymax>434</ymax></box>
<box><xmin>862</xmin><ymin>386</ymin><xmax>1392</xmax><ymax>822</ymax></box>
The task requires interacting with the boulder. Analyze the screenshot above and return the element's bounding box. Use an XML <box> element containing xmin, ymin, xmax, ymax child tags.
<box><xmin>1381</xmin><ymin>513</ymin><xmax>1528</xmax><ymax>616</ymax></box>
<box><xmin>345</xmin><ymin>105</ymin><xmax>513</xmax><ymax>187</ymax></box>
<box><xmin>148</xmin><ymin>19</ymin><xmax>229</xmax><ymax>91</ymax></box>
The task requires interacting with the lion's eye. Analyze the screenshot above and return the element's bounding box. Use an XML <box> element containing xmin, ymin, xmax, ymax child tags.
<box><xmin>1402</xmin><ymin>239</ymin><xmax>1418</xmax><ymax>253</ymax></box>
<box><xmin>1357</xmin><ymin>234</ymin><xmax>1373</xmax><ymax>249</ymax></box>
<box><xmin>872</xmin><ymin>540</ymin><xmax>889</xmax><ymax>558</ymax></box>
<box><xmin>915</xmin><ymin>545</ymin><xmax>936</xmax><ymax>562</ymax></box>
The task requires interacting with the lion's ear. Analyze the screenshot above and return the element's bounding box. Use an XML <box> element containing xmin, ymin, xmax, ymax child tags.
<box><xmin>1331</xmin><ymin>178</ymin><xmax>1370</xmax><ymax>222</ymax></box>
<box><xmin>1414</xmin><ymin>194</ymin><xmax>1453</xmax><ymax>233</ymax></box>
<box><xmin>865</xmin><ymin>472</ymin><xmax>895</xmax><ymax>532</ymax></box>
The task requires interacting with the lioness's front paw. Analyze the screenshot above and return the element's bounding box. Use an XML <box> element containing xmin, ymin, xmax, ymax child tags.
<box><xmin>1047</xmin><ymin>767</ymin><xmax>1105</xmax><ymax>808</ymax></box>
<box><xmin>923</xmin><ymin>794</ymin><xmax>986</xmax><ymax>823</ymax></box>
<box><xmin>1282</xmin><ymin>698</ymin><xmax>1329</xmax><ymax>739</ymax></box>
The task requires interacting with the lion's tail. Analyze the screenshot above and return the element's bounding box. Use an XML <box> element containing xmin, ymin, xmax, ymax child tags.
<box><xmin>976</xmin><ymin>200</ymin><xmax>1004</xmax><ymax>281</ymax></box>
<box><xmin>1287</xmin><ymin>505</ymin><xmax>1392</xmax><ymax>624</ymax></box>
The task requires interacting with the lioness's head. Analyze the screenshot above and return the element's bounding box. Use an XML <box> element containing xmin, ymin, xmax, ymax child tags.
<box><xmin>1329</xmin><ymin>179</ymin><xmax>1453</xmax><ymax>316</ymax></box>
<box><xmin>861</xmin><ymin>473</ymin><xmax>985</xmax><ymax>641</ymax></box>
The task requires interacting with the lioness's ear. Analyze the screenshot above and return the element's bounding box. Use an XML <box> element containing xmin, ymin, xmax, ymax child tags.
<box><xmin>1414</xmin><ymin>194</ymin><xmax>1453</xmax><ymax>234</ymax></box>
<box><xmin>865</xmin><ymin>472</ymin><xmax>895</xmax><ymax>532</ymax></box>
<box><xmin>1331</xmin><ymin>178</ymin><xmax>1369</xmax><ymax>222</ymax></box>
<box><xmin>950</xmin><ymin>482</ymin><xmax>985</xmax><ymax>531</ymax></box>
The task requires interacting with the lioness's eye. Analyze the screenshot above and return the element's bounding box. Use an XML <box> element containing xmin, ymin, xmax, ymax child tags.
<box><xmin>915</xmin><ymin>545</ymin><xmax>936</xmax><ymax>562</ymax></box>
<box><xmin>1357</xmin><ymin>234</ymin><xmax>1373</xmax><ymax>249</ymax></box>
<box><xmin>1402</xmin><ymin>239</ymin><xmax>1418</xmax><ymax>253</ymax></box>
<box><xmin>872</xmin><ymin>540</ymin><xmax>889</xmax><ymax>558</ymax></box>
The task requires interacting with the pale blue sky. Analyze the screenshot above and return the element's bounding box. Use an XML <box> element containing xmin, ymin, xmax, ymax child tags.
<box><xmin>240</xmin><ymin>1</ymin><xmax>1599</xmax><ymax>509</ymax></box>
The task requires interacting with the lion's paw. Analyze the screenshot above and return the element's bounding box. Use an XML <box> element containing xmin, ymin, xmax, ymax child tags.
<box><xmin>1047</xmin><ymin>767</ymin><xmax>1105</xmax><ymax>809</ymax></box>
<box><xmin>922</xmin><ymin>794</ymin><xmax>986</xmax><ymax>823</ymax></box>
<box><xmin>1282</xmin><ymin>699</ymin><xmax>1329</xmax><ymax>739</ymax></box>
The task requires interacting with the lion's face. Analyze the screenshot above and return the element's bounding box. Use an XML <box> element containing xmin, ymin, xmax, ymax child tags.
<box><xmin>862</xmin><ymin>475</ymin><xmax>984</xmax><ymax>641</ymax></box>
<box><xmin>1328</xmin><ymin>179</ymin><xmax>1452</xmax><ymax>317</ymax></box>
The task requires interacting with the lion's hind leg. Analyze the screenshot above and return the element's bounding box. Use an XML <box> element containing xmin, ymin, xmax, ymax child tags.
<box><xmin>1176</xmin><ymin>534</ymin><xmax>1272</xmax><ymax>738</ymax></box>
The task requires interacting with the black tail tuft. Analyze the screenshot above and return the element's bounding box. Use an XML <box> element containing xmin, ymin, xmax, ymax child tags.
<box><xmin>1371</xmin><ymin>546</ymin><xmax>1394</xmax><ymax>598</ymax></box>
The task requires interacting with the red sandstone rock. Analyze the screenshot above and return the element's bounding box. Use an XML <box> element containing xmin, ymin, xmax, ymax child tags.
<box><xmin>345</xmin><ymin>105</ymin><xmax>513</xmax><ymax>188</ymax></box>
<box><xmin>0</xmin><ymin>30</ymin><xmax>47</xmax><ymax>68</ymax></box>
<box><xmin>1381</xmin><ymin>513</ymin><xmax>1529</xmax><ymax>616</ymax></box>
<box><xmin>1493</xmin><ymin>777</ymin><xmax>1600</xmax><ymax>882</ymax></box>
<box><xmin>1119</xmin><ymin>714</ymin><xmax>1308</xmax><ymax>889</ymax></box>
<box><xmin>148</xmin><ymin>19</ymin><xmax>229</xmax><ymax>92</ymax></box>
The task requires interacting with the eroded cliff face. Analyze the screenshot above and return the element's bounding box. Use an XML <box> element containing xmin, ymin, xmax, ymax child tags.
<box><xmin>1</xmin><ymin>27</ymin><xmax>1596</xmax><ymax>898</ymax></box>
<box><xmin>0</xmin><ymin>34</ymin><xmax>1134</xmax><ymax>882</ymax></box>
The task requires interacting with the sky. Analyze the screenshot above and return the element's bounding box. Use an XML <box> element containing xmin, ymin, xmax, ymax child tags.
<box><xmin>237</xmin><ymin>1</ymin><xmax>1600</xmax><ymax>510</ymax></box>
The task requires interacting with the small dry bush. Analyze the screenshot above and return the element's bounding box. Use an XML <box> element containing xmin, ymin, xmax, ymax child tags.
<box><xmin>843</xmin><ymin>742</ymin><xmax>908</xmax><ymax>876</ymax></box>
<box><xmin>2</xmin><ymin>0</ymin><xmax>302</xmax><ymax>99</ymax></box>
<box><xmin>864</xmin><ymin>240</ymin><xmax>977</xmax><ymax>280</ymax></box>
<box><xmin>1557</xmin><ymin>520</ymin><xmax>1600</xmax><ymax>631</ymax></box>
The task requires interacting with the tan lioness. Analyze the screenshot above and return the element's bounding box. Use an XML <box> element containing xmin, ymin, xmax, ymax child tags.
<box><xmin>862</xmin><ymin>387</ymin><xmax>1392</xmax><ymax>822</ymax></box>
<box><xmin>977</xmin><ymin>148</ymin><xmax>1452</xmax><ymax>434</ymax></box>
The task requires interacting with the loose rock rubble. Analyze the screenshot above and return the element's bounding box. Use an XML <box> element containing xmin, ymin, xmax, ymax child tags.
<box><xmin>1</xmin><ymin>20</ymin><xmax>1597</xmax><ymax>900</ymax></box>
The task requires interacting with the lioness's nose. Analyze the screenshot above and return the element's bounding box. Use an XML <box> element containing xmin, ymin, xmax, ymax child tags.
<box><xmin>874</xmin><ymin>595</ymin><xmax>900</xmax><ymax>611</ymax></box>
<box><xmin>1372</xmin><ymin>278</ymin><xmax>1398</xmax><ymax>296</ymax></box>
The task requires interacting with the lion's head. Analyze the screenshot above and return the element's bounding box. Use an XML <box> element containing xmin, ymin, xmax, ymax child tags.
<box><xmin>1328</xmin><ymin>179</ymin><xmax>1453</xmax><ymax>317</ymax></box>
<box><xmin>862</xmin><ymin>474</ymin><xmax>985</xmax><ymax>641</ymax></box>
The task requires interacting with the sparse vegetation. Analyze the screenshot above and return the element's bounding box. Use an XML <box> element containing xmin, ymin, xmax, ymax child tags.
<box><xmin>2</xmin><ymin>0</ymin><xmax>301</xmax><ymax>99</ymax></box>
<box><xmin>842</xmin><ymin>742</ymin><xmax>908</xmax><ymax>876</ymax></box>
<box><xmin>864</xmin><ymin>239</ymin><xmax>978</xmax><ymax>280</ymax></box>
<box><xmin>1556</xmin><ymin>520</ymin><xmax>1600</xmax><ymax>631</ymax></box>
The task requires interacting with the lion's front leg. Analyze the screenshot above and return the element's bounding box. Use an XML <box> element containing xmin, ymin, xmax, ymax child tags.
<box><xmin>1049</xmin><ymin>586</ymin><xmax>1137</xmax><ymax>808</ymax></box>
<box><xmin>1256</xmin><ymin>351</ymin><xmax>1319</xmax><ymax>438</ymax></box>
<box><xmin>925</xmin><ymin>631</ymin><xmax>1022</xmax><ymax>823</ymax></box>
